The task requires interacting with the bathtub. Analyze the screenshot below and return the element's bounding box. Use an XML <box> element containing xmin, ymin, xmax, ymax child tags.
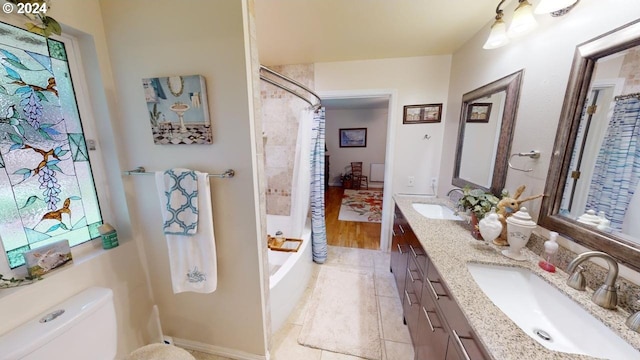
<box><xmin>267</xmin><ymin>215</ymin><xmax>313</xmax><ymax>333</ymax></box>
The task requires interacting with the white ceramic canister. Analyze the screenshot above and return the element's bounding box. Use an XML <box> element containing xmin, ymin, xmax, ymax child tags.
<box><xmin>502</xmin><ymin>207</ymin><xmax>537</xmax><ymax>261</ymax></box>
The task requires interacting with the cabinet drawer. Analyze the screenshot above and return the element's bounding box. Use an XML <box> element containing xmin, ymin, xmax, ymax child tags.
<box><xmin>416</xmin><ymin>277</ymin><xmax>448</xmax><ymax>360</ymax></box>
<box><xmin>403</xmin><ymin>279</ymin><xmax>421</xmax><ymax>345</ymax></box>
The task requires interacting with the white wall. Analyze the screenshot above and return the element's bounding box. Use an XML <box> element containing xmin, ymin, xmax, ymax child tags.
<box><xmin>0</xmin><ymin>1</ymin><xmax>156</xmax><ymax>358</ymax></box>
<box><xmin>326</xmin><ymin>107</ymin><xmax>388</xmax><ymax>187</ymax></box>
<box><xmin>438</xmin><ymin>0</ymin><xmax>640</xmax><ymax>221</ymax></box>
<box><xmin>99</xmin><ymin>0</ymin><xmax>267</xmax><ymax>357</ymax></box>
<box><xmin>316</xmin><ymin>56</ymin><xmax>452</xmax><ymax>195</ymax></box>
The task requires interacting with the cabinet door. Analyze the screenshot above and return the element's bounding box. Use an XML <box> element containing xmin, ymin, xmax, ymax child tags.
<box><xmin>416</xmin><ymin>273</ymin><xmax>448</xmax><ymax>360</ymax></box>
<box><xmin>391</xmin><ymin>205</ymin><xmax>409</xmax><ymax>299</ymax></box>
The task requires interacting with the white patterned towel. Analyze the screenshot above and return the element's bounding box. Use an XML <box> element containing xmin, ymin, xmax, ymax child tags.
<box><xmin>159</xmin><ymin>168</ymin><xmax>199</xmax><ymax>235</ymax></box>
<box><xmin>155</xmin><ymin>170</ymin><xmax>217</xmax><ymax>294</ymax></box>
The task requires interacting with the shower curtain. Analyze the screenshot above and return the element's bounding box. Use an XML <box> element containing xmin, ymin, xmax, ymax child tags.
<box><xmin>586</xmin><ymin>96</ymin><xmax>640</xmax><ymax>230</ymax></box>
<box><xmin>310</xmin><ymin>108</ymin><xmax>327</xmax><ymax>263</ymax></box>
<box><xmin>290</xmin><ymin>110</ymin><xmax>313</xmax><ymax>238</ymax></box>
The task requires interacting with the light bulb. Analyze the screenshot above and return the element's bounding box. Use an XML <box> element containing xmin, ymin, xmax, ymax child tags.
<box><xmin>483</xmin><ymin>18</ymin><xmax>509</xmax><ymax>49</ymax></box>
<box><xmin>508</xmin><ymin>0</ymin><xmax>538</xmax><ymax>38</ymax></box>
<box><xmin>534</xmin><ymin>0</ymin><xmax>578</xmax><ymax>14</ymax></box>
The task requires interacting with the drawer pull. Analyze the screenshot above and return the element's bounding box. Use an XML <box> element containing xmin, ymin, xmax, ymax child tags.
<box><xmin>409</xmin><ymin>244</ymin><xmax>424</xmax><ymax>259</ymax></box>
<box><xmin>392</xmin><ymin>229</ymin><xmax>396</xmax><ymax>237</ymax></box>
<box><xmin>452</xmin><ymin>330</ymin><xmax>472</xmax><ymax>360</ymax></box>
<box><xmin>399</xmin><ymin>224</ymin><xmax>405</xmax><ymax>234</ymax></box>
<box><xmin>404</xmin><ymin>290</ymin><xmax>417</xmax><ymax>307</ymax></box>
<box><xmin>397</xmin><ymin>244</ymin><xmax>405</xmax><ymax>255</ymax></box>
<box><xmin>422</xmin><ymin>306</ymin><xmax>435</xmax><ymax>332</ymax></box>
<box><xmin>407</xmin><ymin>267</ymin><xmax>420</xmax><ymax>283</ymax></box>
<box><xmin>426</xmin><ymin>279</ymin><xmax>440</xmax><ymax>300</ymax></box>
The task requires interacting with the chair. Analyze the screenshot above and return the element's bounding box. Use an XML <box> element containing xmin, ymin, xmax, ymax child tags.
<box><xmin>350</xmin><ymin>162</ymin><xmax>369</xmax><ymax>190</ymax></box>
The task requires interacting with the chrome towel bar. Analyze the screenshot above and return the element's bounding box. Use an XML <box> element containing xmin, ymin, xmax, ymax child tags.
<box><xmin>122</xmin><ymin>166</ymin><xmax>235</xmax><ymax>178</ymax></box>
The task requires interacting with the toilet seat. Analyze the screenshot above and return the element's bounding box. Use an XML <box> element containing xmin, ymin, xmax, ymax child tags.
<box><xmin>126</xmin><ymin>343</ymin><xmax>196</xmax><ymax>360</ymax></box>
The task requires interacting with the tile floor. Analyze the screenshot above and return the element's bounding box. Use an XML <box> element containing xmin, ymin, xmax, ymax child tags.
<box><xmin>188</xmin><ymin>246</ymin><xmax>413</xmax><ymax>360</ymax></box>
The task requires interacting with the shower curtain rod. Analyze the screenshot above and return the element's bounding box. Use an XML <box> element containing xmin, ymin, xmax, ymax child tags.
<box><xmin>259</xmin><ymin>65</ymin><xmax>322</xmax><ymax>110</ymax></box>
<box><xmin>615</xmin><ymin>92</ymin><xmax>640</xmax><ymax>101</ymax></box>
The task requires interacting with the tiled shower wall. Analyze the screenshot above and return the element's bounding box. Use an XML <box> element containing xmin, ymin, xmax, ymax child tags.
<box><xmin>261</xmin><ymin>64</ymin><xmax>314</xmax><ymax>215</ymax></box>
<box><xmin>620</xmin><ymin>47</ymin><xmax>640</xmax><ymax>94</ymax></box>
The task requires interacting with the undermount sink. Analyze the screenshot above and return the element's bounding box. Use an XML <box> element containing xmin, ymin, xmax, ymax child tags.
<box><xmin>467</xmin><ymin>263</ymin><xmax>638</xmax><ymax>359</ymax></box>
<box><xmin>411</xmin><ymin>203</ymin><xmax>463</xmax><ymax>221</ymax></box>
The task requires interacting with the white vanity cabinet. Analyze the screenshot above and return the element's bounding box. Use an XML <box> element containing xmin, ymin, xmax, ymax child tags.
<box><xmin>393</xmin><ymin>204</ymin><xmax>490</xmax><ymax>360</ymax></box>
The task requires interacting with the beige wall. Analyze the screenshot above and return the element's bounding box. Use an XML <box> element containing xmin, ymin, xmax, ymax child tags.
<box><xmin>98</xmin><ymin>0</ymin><xmax>267</xmax><ymax>357</ymax></box>
<box><xmin>0</xmin><ymin>0</ymin><xmax>156</xmax><ymax>358</ymax></box>
<box><xmin>438</xmin><ymin>0</ymin><xmax>640</xmax><ymax>221</ymax></box>
<box><xmin>325</xmin><ymin>107</ymin><xmax>388</xmax><ymax>186</ymax></box>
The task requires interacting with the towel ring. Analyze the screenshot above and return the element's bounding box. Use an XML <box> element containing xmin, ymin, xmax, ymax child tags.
<box><xmin>508</xmin><ymin>150</ymin><xmax>540</xmax><ymax>172</ymax></box>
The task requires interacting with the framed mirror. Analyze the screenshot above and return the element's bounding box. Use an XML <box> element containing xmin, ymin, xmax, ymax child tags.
<box><xmin>539</xmin><ymin>19</ymin><xmax>640</xmax><ymax>272</ymax></box>
<box><xmin>453</xmin><ymin>70</ymin><xmax>524</xmax><ymax>195</ymax></box>
<box><xmin>167</xmin><ymin>76</ymin><xmax>184</xmax><ymax>97</ymax></box>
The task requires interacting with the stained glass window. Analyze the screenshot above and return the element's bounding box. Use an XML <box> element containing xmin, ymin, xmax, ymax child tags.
<box><xmin>0</xmin><ymin>22</ymin><xmax>103</xmax><ymax>268</ymax></box>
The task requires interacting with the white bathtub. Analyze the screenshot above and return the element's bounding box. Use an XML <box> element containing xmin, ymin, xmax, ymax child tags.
<box><xmin>267</xmin><ymin>215</ymin><xmax>313</xmax><ymax>333</ymax></box>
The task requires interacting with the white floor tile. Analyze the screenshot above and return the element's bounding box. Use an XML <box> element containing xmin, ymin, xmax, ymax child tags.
<box><xmin>377</xmin><ymin>296</ymin><xmax>412</xmax><ymax>343</ymax></box>
<box><xmin>384</xmin><ymin>340</ymin><xmax>415</xmax><ymax>360</ymax></box>
<box><xmin>374</xmin><ymin>271</ymin><xmax>398</xmax><ymax>297</ymax></box>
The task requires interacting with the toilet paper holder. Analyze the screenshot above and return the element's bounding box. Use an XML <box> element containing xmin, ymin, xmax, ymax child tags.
<box><xmin>508</xmin><ymin>150</ymin><xmax>540</xmax><ymax>172</ymax></box>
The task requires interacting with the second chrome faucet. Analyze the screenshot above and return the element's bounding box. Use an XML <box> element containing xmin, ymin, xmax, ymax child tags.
<box><xmin>566</xmin><ymin>251</ymin><xmax>619</xmax><ymax>310</ymax></box>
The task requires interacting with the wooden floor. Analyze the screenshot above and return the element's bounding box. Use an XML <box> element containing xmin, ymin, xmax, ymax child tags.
<box><xmin>325</xmin><ymin>186</ymin><xmax>381</xmax><ymax>249</ymax></box>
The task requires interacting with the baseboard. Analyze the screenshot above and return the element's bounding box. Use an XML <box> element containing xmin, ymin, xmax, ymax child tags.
<box><xmin>173</xmin><ymin>337</ymin><xmax>269</xmax><ymax>360</ymax></box>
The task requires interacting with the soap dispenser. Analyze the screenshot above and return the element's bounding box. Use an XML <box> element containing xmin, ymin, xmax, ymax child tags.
<box><xmin>538</xmin><ymin>231</ymin><xmax>559</xmax><ymax>273</ymax></box>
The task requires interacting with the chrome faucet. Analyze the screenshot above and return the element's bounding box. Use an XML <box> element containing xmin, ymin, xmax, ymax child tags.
<box><xmin>446</xmin><ymin>188</ymin><xmax>464</xmax><ymax>214</ymax></box>
<box><xmin>566</xmin><ymin>251</ymin><xmax>619</xmax><ymax>309</ymax></box>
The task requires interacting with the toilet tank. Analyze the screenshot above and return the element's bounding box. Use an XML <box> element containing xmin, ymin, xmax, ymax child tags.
<box><xmin>0</xmin><ymin>287</ymin><xmax>117</xmax><ymax>360</ymax></box>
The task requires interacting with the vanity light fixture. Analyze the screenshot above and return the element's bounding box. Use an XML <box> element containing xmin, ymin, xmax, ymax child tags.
<box><xmin>484</xmin><ymin>0</ymin><xmax>579</xmax><ymax>50</ymax></box>
<box><xmin>534</xmin><ymin>0</ymin><xmax>579</xmax><ymax>17</ymax></box>
<box><xmin>507</xmin><ymin>0</ymin><xmax>538</xmax><ymax>38</ymax></box>
<box><xmin>483</xmin><ymin>0</ymin><xmax>509</xmax><ymax>49</ymax></box>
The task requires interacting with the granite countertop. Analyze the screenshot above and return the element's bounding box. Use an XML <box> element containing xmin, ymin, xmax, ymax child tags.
<box><xmin>394</xmin><ymin>194</ymin><xmax>640</xmax><ymax>360</ymax></box>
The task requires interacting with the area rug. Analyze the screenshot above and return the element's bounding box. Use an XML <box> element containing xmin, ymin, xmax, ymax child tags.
<box><xmin>338</xmin><ymin>189</ymin><xmax>383</xmax><ymax>223</ymax></box>
<box><xmin>298</xmin><ymin>266</ymin><xmax>381</xmax><ymax>359</ymax></box>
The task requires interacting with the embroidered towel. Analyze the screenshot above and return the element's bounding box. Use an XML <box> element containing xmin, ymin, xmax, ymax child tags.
<box><xmin>156</xmin><ymin>170</ymin><xmax>217</xmax><ymax>294</ymax></box>
<box><xmin>159</xmin><ymin>168</ymin><xmax>199</xmax><ymax>235</ymax></box>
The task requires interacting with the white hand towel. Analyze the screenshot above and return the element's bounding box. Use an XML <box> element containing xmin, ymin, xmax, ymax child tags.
<box><xmin>156</xmin><ymin>171</ymin><xmax>217</xmax><ymax>294</ymax></box>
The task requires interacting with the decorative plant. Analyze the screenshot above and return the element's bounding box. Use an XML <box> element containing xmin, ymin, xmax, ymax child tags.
<box><xmin>458</xmin><ymin>186</ymin><xmax>501</xmax><ymax>219</ymax></box>
<box><xmin>0</xmin><ymin>273</ymin><xmax>42</xmax><ymax>289</ymax></box>
<box><xmin>4</xmin><ymin>1</ymin><xmax>61</xmax><ymax>38</ymax></box>
<box><xmin>149</xmin><ymin>103</ymin><xmax>162</xmax><ymax>126</ymax></box>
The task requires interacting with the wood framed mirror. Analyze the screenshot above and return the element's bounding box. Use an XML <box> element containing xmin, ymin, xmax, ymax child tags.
<box><xmin>453</xmin><ymin>69</ymin><xmax>524</xmax><ymax>195</ymax></box>
<box><xmin>539</xmin><ymin>19</ymin><xmax>640</xmax><ymax>272</ymax></box>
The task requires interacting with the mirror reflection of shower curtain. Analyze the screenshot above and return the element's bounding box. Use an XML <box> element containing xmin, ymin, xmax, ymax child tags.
<box><xmin>290</xmin><ymin>110</ymin><xmax>313</xmax><ymax>239</ymax></box>
<box><xmin>310</xmin><ymin>108</ymin><xmax>327</xmax><ymax>263</ymax></box>
<box><xmin>586</xmin><ymin>97</ymin><xmax>640</xmax><ymax>231</ymax></box>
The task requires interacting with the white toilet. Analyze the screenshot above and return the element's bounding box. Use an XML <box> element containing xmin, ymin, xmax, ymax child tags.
<box><xmin>0</xmin><ymin>287</ymin><xmax>195</xmax><ymax>360</ymax></box>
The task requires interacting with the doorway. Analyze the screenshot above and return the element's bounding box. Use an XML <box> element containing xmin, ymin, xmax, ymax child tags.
<box><xmin>320</xmin><ymin>92</ymin><xmax>394</xmax><ymax>251</ymax></box>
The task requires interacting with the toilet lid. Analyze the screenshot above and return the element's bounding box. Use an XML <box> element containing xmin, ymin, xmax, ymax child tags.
<box><xmin>126</xmin><ymin>343</ymin><xmax>196</xmax><ymax>360</ymax></box>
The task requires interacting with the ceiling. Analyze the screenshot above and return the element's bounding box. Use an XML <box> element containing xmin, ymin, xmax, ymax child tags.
<box><xmin>254</xmin><ymin>0</ymin><xmax>508</xmax><ymax>66</ymax></box>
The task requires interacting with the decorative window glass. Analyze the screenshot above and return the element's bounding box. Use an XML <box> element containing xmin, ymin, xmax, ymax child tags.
<box><xmin>0</xmin><ymin>22</ymin><xmax>103</xmax><ymax>268</ymax></box>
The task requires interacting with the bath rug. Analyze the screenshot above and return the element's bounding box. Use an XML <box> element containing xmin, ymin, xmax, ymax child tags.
<box><xmin>298</xmin><ymin>266</ymin><xmax>381</xmax><ymax>359</ymax></box>
<box><xmin>338</xmin><ymin>189</ymin><xmax>383</xmax><ymax>223</ymax></box>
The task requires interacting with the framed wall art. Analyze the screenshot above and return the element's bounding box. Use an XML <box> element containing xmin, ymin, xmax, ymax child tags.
<box><xmin>339</xmin><ymin>128</ymin><xmax>367</xmax><ymax>148</ymax></box>
<box><xmin>142</xmin><ymin>74</ymin><xmax>212</xmax><ymax>145</ymax></box>
<box><xmin>466</xmin><ymin>103</ymin><xmax>493</xmax><ymax>123</ymax></box>
<box><xmin>403</xmin><ymin>103</ymin><xmax>442</xmax><ymax>124</ymax></box>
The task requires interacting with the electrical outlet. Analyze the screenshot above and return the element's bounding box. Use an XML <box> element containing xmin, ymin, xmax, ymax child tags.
<box><xmin>408</xmin><ymin>176</ymin><xmax>415</xmax><ymax>187</ymax></box>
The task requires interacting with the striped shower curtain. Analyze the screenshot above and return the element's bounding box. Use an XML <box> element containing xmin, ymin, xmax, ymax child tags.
<box><xmin>310</xmin><ymin>107</ymin><xmax>327</xmax><ymax>263</ymax></box>
<box><xmin>586</xmin><ymin>97</ymin><xmax>640</xmax><ymax>230</ymax></box>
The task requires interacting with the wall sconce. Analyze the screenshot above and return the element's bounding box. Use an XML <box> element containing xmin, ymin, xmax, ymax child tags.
<box><xmin>484</xmin><ymin>0</ymin><xmax>579</xmax><ymax>50</ymax></box>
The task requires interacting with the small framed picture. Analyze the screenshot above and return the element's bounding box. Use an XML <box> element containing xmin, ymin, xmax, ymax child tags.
<box><xmin>403</xmin><ymin>103</ymin><xmax>442</xmax><ymax>124</ymax></box>
<box><xmin>339</xmin><ymin>128</ymin><xmax>367</xmax><ymax>148</ymax></box>
<box><xmin>466</xmin><ymin>103</ymin><xmax>493</xmax><ymax>123</ymax></box>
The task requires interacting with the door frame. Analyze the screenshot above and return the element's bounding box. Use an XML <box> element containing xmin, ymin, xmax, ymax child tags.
<box><xmin>318</xmin><ymin>89</ymin><xmax>398</xmax><ymax>252</ymax></box>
